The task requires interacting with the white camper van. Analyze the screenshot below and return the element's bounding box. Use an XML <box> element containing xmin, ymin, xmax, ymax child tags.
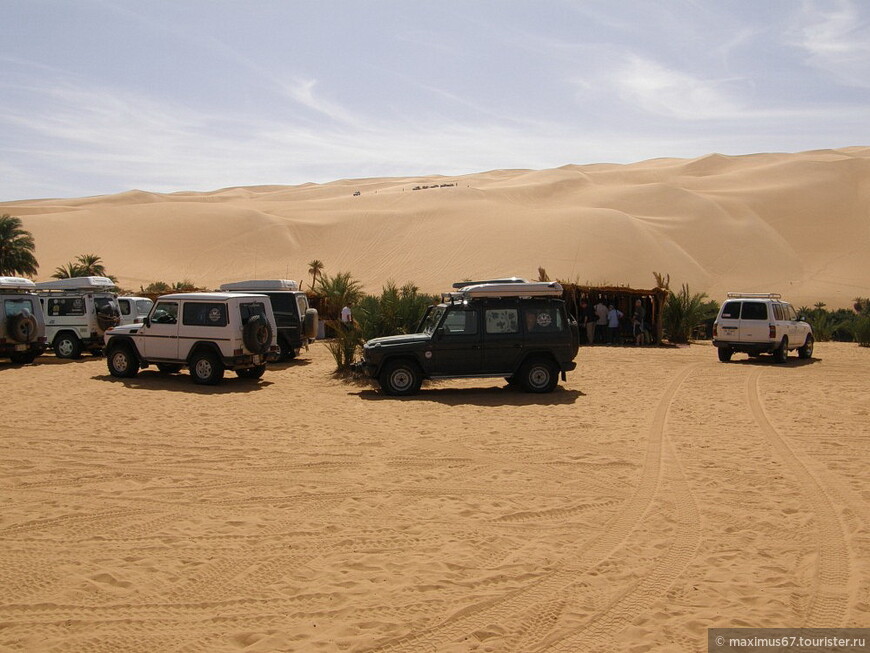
<box><xmin>0</xmin><ymin>276</ymin><xmax>47</xmax><ymax>364</ymax></box>
<box><xmin>35</xmin><ymin>276</ymin><xmax>121</xmax><ymax>358</ymax></box>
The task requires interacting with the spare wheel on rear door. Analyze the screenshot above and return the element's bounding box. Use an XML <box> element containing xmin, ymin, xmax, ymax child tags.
<box><xmin>243</xmin><ymin>315</ymin><xmax>272</xmax><ymax>354</ymax></box>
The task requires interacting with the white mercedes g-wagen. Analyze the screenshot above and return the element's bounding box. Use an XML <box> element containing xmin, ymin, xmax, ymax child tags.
<box><xmin>713</xmin><ymin>292</ymin><xmax>814</xmax><ymax>363</ymax></box>
<box><xmin>35</xmin><ymin>276</ymin><xmax>121</xmax><ymax>358</ymax></box>
<box><xmin>104</xmin><ymin>292</ymin><xmax>278</xmax><ymax>384</ymax></box>
<box><xmin>117</xmin><ymin>296</ymin><xmax>154</xmax><ymax>326</ymax></box>
<box><xmin>1</xmin><ymin>276</ymin><xmax>47</xmax><ymax>364</ymax></box>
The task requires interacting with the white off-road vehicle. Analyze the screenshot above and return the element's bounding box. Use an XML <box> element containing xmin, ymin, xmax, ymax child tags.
<box><xmin>104</xmin><ymin>292</ymin><xmax>278</xmax><ymax>385</ymax></box>
<box><xmin>35</xmin><ymin>276</ymin><xmax>121</xmax><ymax>358</ymax></box>
<box><xmin>219</xmin><ymin>279</ymin><xmax>318</xmax><ymax>361</ymax></box>
<box><xmin>1</xmin><ymin>276</ymin><xmax>47</xmax><ymax>364</ymax></box>
<box><xmin>713</xmin><ymin>293</ymin><xmax>814</xmax><ymax>363</ymax></box>
<box><xmin>117</xmin><ymin>296</ymin><xmax>154</xmax><ymax>326</ymax></box>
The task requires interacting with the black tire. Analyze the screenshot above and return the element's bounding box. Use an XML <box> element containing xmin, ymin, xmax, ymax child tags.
<box><xmin>379</xmin><ymin>359</ymin><xmax>423</xmax><ymax>396</ymax></box>
<box><xmin>96</xmin><ymin>310</ymin><xmax>120</xmax><ymax>332</ymax></box>
<box><xmin>8</xmin><ymin>312</ymin><xmax>38</xmax><ymax>343</ymax></box>
<box><xmin>242</xmin><ymin>316</ymin><xmax>272</xmax><ymax>354</ymax></box>
<box><xmin>107</xmin><ymin>342</ymin><xmax>139</xmax><ymax>378</ymax></box>
<box><xmin>303</xmin><ymin>308</ymin><xmax>318</xmax><ymax>340</ymax></box>
<box><xmin>9</xmin><ymin>351</ymin><xmax>38</xmax><ymax>365</ymax></box>
<box><xmin>717</xmin><ymin>347</ymin><xmax>733</xmax><ymax>362</ymax></box>
<box><xmin>275</xmin><ymin>337</ymin><xmax>297</xmax><ymax>361</ymax></box>
<box><xmin>157</xmin><ymin>363</ymin><xmax>183</xmax><ymax>374</ymax></box>
<box><xmin>236</xmin><ymin>364</ymin><xmax>266</xmax><ymax>380</ymax></box>
<box><xmin>189</xmin><ymin>350</ymin><xmax>224</xmax><ymax>385</ymax></box>
<box><xmin>773</xmin><ymin>337</ymin><xmax>788</xmax><ymax>364</ymax></box>
<box><xmin>53</xmin><ymin>333</ymin><xmax>82</xmax><ymax>359</ymax></box>
<box><xmin>504</xmin><ymin>376</ymin><xmax>519</xmax><ymax>386</ymax></box>
<box><xmin>519</xmin><ymin>358</ymin><xmax>559</xmax><ymax>393</ymax></box>
<box><xmin>798</xmin><ymin>334</ymin><xmax>814</xmax><ymax>359</ymax></box>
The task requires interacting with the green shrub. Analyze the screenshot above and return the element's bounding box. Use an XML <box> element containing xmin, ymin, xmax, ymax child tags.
<box><xmin>356</xmin><ymin>281</ymin><xmax>438</xmax><ymax>341</ymax></box>
<box><xmin>854</xmin><ymin>316</ymin><xmax>870</xmax><ymax>347</ymax></box>
<box><xmin>662</xmin><ymin>284</ymin><xmax>713</xmax><ymax>344</ymax></box>
<box><xmin>323</xmin><ymin>320</ymin><xmax>363</xmax><ymax>371</ymax></box>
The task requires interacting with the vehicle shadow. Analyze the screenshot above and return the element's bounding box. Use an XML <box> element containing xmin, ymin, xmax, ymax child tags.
<box><xmin>729</xmin><ymin>355</ymin><xmax>821</xmax><ymax>368</ymax></box>
<box><xmin>268</xmin><ymin>358</ymin><xmax>313</xmax><ymax>371</ymax></box>
<box><xmin>0</xmin><ymin>354</ymin><xmax>101</xmax><ymax>371</ymax></box>
<box><xmin>92</xmin><ymin>370</ymin><xmax>273</xmax><ymax>393</ymax></box>
<box><xmin>353</xmin><ymin>384</ymin><xmax>585</xmax><ymax>406</ymax></box>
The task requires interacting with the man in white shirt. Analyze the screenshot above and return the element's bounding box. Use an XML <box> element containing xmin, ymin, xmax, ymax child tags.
<box><xmin>340</xmin><ymin>305</ymin><xmax>352</xmax><ymax>327</ymax></box>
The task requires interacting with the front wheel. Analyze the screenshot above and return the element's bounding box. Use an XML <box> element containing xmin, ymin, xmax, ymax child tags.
<box><xmin>519</xmin><ymin>358</ymin><xmax>559</xmax><ymax>393</ymax></box>
<box><xmin>717</xmin><ymin>347</ymin><xmax>733</xmax><ymax>362</ymax></box>
<box><xmin>190</xmin><ymin>351</ymin><xmax>224</xmax><ymax>385</ymax></box>
<box><xmin>54</xmin><ymin>333</ymin><xmax>82</xmax><ymax>359</ymax></box>
<box><xmin>107</xmin><ymin>343</ymin><xmax>139</xmax><ymax>378</ymax></box>
<box><xmin>379</xmin><ymin>359</ymin><xmax>422</xmax><ymax>396</ymax></box>
<box><xmin>798</xmin><ymin>334</ymin><xmax>814</xmax><ymax>359</ymax></box>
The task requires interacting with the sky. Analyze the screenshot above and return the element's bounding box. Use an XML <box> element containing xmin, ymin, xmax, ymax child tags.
<box><xmin>1</xmin><ymin>0</ymin><xmax>869</xmax><ymax>200</ymax></box>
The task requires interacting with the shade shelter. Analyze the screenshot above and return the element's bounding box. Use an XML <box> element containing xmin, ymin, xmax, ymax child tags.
<box><xmin>559</xmin><ymin>283</ymin><xmax>667</xmax><ymax>344</ymax></box>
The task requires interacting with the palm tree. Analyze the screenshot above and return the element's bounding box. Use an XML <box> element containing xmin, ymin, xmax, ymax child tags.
<box><xmin>52</xmin><ymin>262</ymin><xmax>84</xmax><ymax>279</ymax></box>
<box><xmin>662</xmin><ymin>283</ymin><xmax>711</xmax><ymax>344</ymax></box>
<box><xmin>52</xmin><ymin>254</ymin><xmax>117</xmax><ymax>282</ymax></box>
<box><xmin>307</xmin><ymin>259</ymin><xmax>325</xmax><ymax>291</ymax></box>
<box><xmin>0</xmin><ymin>214</ymin><xmax>39</xmax><ymax>277</ymax></box>
<box><xmin>315</xmin><ymin>271</ymin><xmax>364</xmax><ymax>319</ymax></box>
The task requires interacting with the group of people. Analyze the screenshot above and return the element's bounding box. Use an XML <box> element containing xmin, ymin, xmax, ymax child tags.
<box><xmin>579</xmin><ymin>297</ymin><xmax>650</xmax><ymax>346</ymax></box>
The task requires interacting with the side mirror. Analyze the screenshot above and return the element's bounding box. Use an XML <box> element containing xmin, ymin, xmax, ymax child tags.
<box><xmin>143</xmin><ymin>316</ymin><xmax>151</xmax><ymax>327</ymax></box>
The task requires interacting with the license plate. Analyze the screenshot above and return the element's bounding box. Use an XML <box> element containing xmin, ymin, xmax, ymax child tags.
<box><xmin>14</xmin><ymin>344</ymin><xmax>26</xmax><ymax>351</ymax></box>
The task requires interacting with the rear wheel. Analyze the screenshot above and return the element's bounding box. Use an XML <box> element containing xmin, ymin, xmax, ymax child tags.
<box><xmin>519</xmin><ymin>358</ymin><xmax>559</xmax><ymax>393</ymax></box>
<box><xmin>379</xmin><ymin>359</ymin><xmax>422</xmax><ymax>396</ymax></box>
<box><xmin>798</xmin><ymin>334</ymin><xmax>814</xmax><ymax>359</ymax></box>
<box><xmin>107</xmin><ymin>343</ymin><xmax>139</xmax><ymax>378</ymax></box>
<box><xmin>190</xmin><ymin>350</ymin><xmax>224</xmax><ymax>385</ymax></box>
<box><xmin>773</xmin><ymin>337</ymin><xmax>788</xmax><ymax>364</ymax></box>
<box><xmin>717</xmin><ymin>347</ymin><xmax>733</xmax><ymax>362</ymax></box>
<box><xmin>54</xmin><ymin>333</ymin><xmax>82</xmax><ymax>359</ymax></box>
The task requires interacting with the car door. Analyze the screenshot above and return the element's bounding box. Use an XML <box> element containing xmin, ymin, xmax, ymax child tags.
<box><xmin>140</xmin><ymin>300</ymin><xmax>179</xmax><ymax>360</ymax></box>
<box><xmin>430</xmin><ymin>306</ymin><xmax>482</xmax><ymax>374</ymax></box>
<box><xmin>717</xmin><ymin>300</ymin><xmax>741</xmax><ymax>341</ymax></box>
<box><xmin>738</xmin><ymin>301</ymin><xmax>769</xmax><ymax>344</ymax></box>
<box><xmin>482</xmin><ymin>306</ymin><xmax>523</xmax><ymax>373</ymax></box>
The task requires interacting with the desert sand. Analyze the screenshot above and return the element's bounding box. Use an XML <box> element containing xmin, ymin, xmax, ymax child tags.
<box><xmin>0</xmin><ymin>341</ymin><xmax>868</xmax><ymax>651</ymax></box>
<box><xmin>3</xmin><ymin>147</ymin><xmax>870</xmax><ymax>308</ymax></box>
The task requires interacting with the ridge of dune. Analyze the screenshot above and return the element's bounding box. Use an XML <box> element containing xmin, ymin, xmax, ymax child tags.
<box><xmin>3</xmin><ymin>147</ymin><xmax>869</xmax><ymax>307</ymax></box>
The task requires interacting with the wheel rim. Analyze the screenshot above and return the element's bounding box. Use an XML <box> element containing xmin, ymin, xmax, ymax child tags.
<box><xmin>528</xmin><ymin>365</ymin><xmax>551</xmax><ymax>389</ymax></box>
<box><xmin>195</xmin><ymin>358</ymin><xmax>213</xmax><ymax>379</ymax></box>
<box><xmin>390</xmin><ymin>368</ymin><xmax>413</xmax><ymax>392</ymax></box>
<box><xmin>806</xmin><ymin>338</ymin><xmax>814</xmax><ymax>356</ymax></box>
<box><xmin>112</xmin><ymin>351</ymin><xmax>129</xmax><ymax>373</ymax></box>
<box><xmin>57</xmin><ymin>338</ymin><xmax>74</xmax><ymax>357</ymax></box>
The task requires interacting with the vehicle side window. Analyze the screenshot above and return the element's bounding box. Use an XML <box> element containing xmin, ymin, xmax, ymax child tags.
<box><xmin>787</xmin><ymin>305</ymin><xmax>798</xmax><ymax>320</ymax></box>
<box><xmin>485</xmin><ymin>308</ymin><xmax>518</xmax><ymax>334</ymax></box>
<box><xmin>240</xmin><ymin>302</ymin><xmax>267</xmax><ymax>324</ymax></box>
<box><xmin>5</xmin><ymin>298</ymin><xmax>34</xmax><ymax>317</ymax></box>
<box><xmin>525</xmin><ymin>307</ymin><xmax>564</xmax><ymax>333</ymax></box>
<box><xmin>119</xmin><ymin>299</ymin><xmax>131</xmax><ymax>316</ymax></box>
<box><xmin>442</xmin><ymin>309</ymin><xmax>477</xmax><ymax>335</ymax></box>
<box><xmin>741</xmin><ymin>302</ymin><xmax>767</xmax><ymax>320</ymax></box>
<box><xmin>772</xmin><ymin>304</ymin><xmax>784</xmax><ymax>321</ymax></box>
<box><xmin>136</xmin><ymin>300</ymin><xmax>153</xmax><ymax>315</ymax></box>
<box><xmin>47</xmin><ymin>297</ymin><xmax>85</xmax><ymax>316</ymax></box>
<box><xmin>151</xmin><ymin>301</ymin><xmax>179</xmax><ymax>324</ymax></box>
<box><xmin>296</xmin><ymin>294</ymin><xmax>309</xmax><ymax>316</ymax></box>
<box><xmin>183</xmin><ymin>302</ymin><xmax>228</xmax><ymax>327</ymax></box>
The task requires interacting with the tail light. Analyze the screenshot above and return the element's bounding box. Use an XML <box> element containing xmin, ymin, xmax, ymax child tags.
<box><xmin>769</xmin><ymin>324</ymin><xmax>776</xmax><ymax>338</ymax></box>
<box><xmin>712</xmin><ymin>323</ymin><xmax>718</xmax><ymax>338</ymax></box>
<box><xmin>233</xmin><ymin>348</ymin><xmax>243</xmax><ymax>356</ymax></box>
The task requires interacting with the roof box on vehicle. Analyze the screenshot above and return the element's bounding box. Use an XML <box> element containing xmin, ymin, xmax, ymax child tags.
<box><xmin>451</xmin><ymin>277</ymin><xmax>528</xmax><ymax>289</ymax></box>
<box><xmin>35</xmin><ymin>276</ymin><xmax>115</xmax><ymax>291</ymax></box>
<box><xmin>219</xmin><ymin>279</ymin><xmax>300</xmax><ymax>292</ymax></box>
<box><xmin>0</xmin><ymin>276</ymin><xmax>37</xmax><ymax>291</ymax></box>
<box><xmin>454</xmin><ymin>281</ymin><xmax>563</xmax><ymax>298</ymax></box>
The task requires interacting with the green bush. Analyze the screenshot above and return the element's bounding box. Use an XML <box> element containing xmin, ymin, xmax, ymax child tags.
<box><xmin>355</xmin><ymin>281</ymin><xmax>438</xmax><ymax>341</ymax></box>
<box><xmin>662</xmin><ymin>284</ymin><xmax>713</xmax><ymax>344</ymax></box>
<box><xmin>323</xmin><ymin>320</ymin><xmax>363</xmax><ymax>371</ymax></box>
<box><xmin>854</xmin><ymin>316</ymin><xmax>870</xmax><ymax>347</ymax></box>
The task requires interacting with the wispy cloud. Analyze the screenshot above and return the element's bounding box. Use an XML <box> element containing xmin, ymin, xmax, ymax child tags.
<box><xmin>790</xmin><ymin>0</ymin><xmax>870</xmax><ymax>87</ymax></box>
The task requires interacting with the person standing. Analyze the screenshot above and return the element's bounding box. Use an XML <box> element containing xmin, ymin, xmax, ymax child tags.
<box><xmin>340</xmin><ymin>304</ymin><xmax>353</xmax><ymax>329</ymax></box>
<box><xmin>607</xmin><ymin>303</ymin><xmax>623</xmax><ymax>344</ymax></box>
<box><xmin>594</xmin><ymin>299</ymin><xmax>608</xmax><ymax>344</ymax></box>
<box><xmin>632</xmin><ymin>299</ymin><xmax>647</xmax><ymax>345</ymax></box>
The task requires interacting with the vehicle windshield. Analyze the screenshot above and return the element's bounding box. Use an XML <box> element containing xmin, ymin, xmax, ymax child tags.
<box><xmin>420</xmin><ymin>306</ymin><xmax>445</xmax><ymax>335</ymax></box>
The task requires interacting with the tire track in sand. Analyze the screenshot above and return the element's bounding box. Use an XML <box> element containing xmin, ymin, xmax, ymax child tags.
<box><xmin>747</xmin><ymin>368</ymin><xmax>851</xmax><ymax>627</ymax></box>
<box><xmin>367</xmin><ymin>363</ymin><xmax>700</xmax><ymax>653</ymax></box>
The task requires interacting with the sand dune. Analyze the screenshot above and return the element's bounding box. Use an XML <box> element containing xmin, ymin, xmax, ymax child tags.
<box><xmin>3</xmin><ymin>147</ymin><xmax>869</xmax><ymax>306</ymax></box>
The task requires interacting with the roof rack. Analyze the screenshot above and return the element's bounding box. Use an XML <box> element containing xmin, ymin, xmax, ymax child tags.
<box><xmin>35</xmin><ymin>276</ymin><xmax>116</xmax><ymax>291</ymax></box>
<box><xmin>726</xmin><ymin>292</ymin><xmax>782</xmax><ymax>299</ymax></box>
<box><xmin>444</xmin><ymin>281</ymin><xmax>563</xmax><ymax>303</ymax></box>
<box><xmin>0</xmin><ymin>276</ymin><xmax>37</xmax><ymax>291</ymax></box>
<box><xmin>219</xmin><ymin>279</ymin><xmax>299</xmax><ymax>292</ymax></box>
<box><xmin>451</xmin><ymin>277</ymin><xmax>528</xmax><ymax>289</ymax></box>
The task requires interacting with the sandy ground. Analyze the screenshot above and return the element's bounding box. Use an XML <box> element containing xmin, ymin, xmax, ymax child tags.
<box><xmin>0</xmin><ymin>341</ymin><xmax>867</xmax><ymax>652</ymax></box>
<box><xmin>4</xmin><ymin>147</ymin><xmax>870</xmax><ymax>308</ymax></box>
